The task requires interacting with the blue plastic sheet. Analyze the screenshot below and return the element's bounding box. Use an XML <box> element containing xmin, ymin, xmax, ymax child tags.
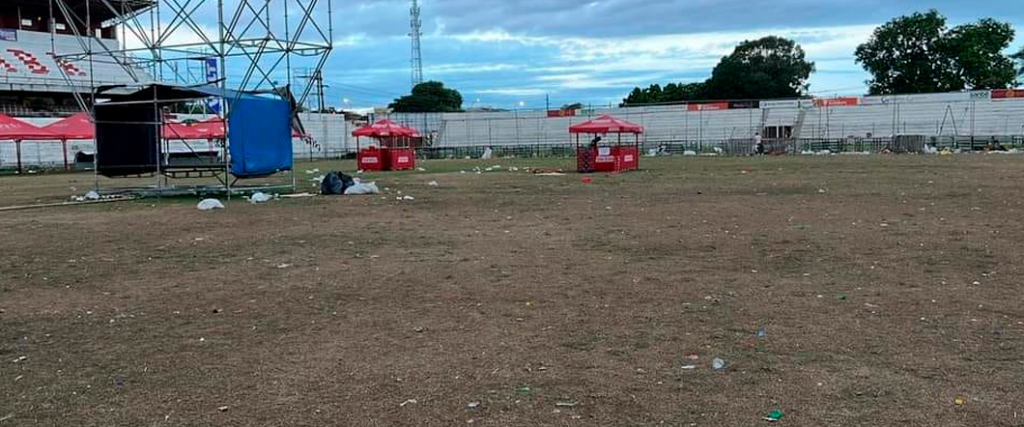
<box><xmin>228</xmin><ymin>96</ymin><xmax>293</xmax><ymax>178</ymax></box>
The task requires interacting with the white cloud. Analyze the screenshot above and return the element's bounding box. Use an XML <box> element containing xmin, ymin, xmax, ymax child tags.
<box><xmin>473</xmin><ymin>88</ymin><xmax>548</xmax><ymax>96</ymax></box>
<box><xmin>335</xmin><ymin>33</ymin><xmax>369</xmax><ymax>47</ymax></box>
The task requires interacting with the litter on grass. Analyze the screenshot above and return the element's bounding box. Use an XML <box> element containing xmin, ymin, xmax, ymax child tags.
<box><xmin>248</xmin><ymin>192</ymin><xmax>271</xmax><ymax>204</ymax></box>
<box><xmin>197</xmin><ymin>199</ymin><xmax>225</xmax><ymax>211</ymax></box>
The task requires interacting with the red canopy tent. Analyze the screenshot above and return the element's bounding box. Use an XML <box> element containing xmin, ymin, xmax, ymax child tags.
<box><xmin>0</xmin><ymin>113</ymin><xmax>60</xmax><ymax>173</ymax></box>
<box><xmin>351</xmin><ymin>119</ymin><xmax>420</xmax><ymax>171</ymax></box>
<box><xmin>163</xmin><ymin>117</ymin><xmax>305</xmax><ymax>140</ymax></box>
<box><xmin>352</xmin><ymin>119</ymin><xmax>421</xmax><ymax>138</ymax></box>
<box><xmin>43</xmin><ymin>113</ymin><xmax>94</xmax><ymax>170</ymax></box>
<box><xmin>163</xmin><ymin>118</ymin><xmax>226</xmax><ymax>140</ymax></box>
<box><xmin>569</xmin><ymin>114</ymin><xmax>644</xmax><ymax>135</ymax></box>
<box><xmin>569</xmin><ymin>114</ymin><xmax>644</xmax><ymax>173</ymax></box>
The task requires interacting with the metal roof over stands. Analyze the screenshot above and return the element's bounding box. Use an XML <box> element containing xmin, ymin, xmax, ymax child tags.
<box><xmin>4</xmin><ymin>0</ymin><xmax>155</xmax><ymax>24</ymax></box>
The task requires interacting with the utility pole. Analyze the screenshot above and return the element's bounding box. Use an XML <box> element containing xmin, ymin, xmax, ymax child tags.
<box><xmin>409</xmin><ymin>0</ymin><xmax>424</xmax><ymax>89</ymax></box>
<box><xmin>546</xmin><ymin>94</ymin><xmax>550</xmax><ymax>111</ymax></box>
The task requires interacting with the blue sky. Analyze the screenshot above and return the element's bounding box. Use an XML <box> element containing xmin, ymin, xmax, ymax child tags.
<box><xmin>173</xmin><ymin>1</ymin><xmax>1024</xmax><ymax>110</ymax></box>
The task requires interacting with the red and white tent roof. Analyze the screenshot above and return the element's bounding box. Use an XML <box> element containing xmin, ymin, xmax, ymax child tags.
<box><xmin>0</xmin><ymin>113</ymin><xmax>59</xmax><ymax>141</ymax></box>
<box><xmin>352</xmin><ymin>119</ymin><xmax>420</xmax><ymax>138</ymax></box>
<box><xmin>569</xmin><ymin>114</ymin><xmax>644</xmax><ymax>134</ymax></box>
<box><xmin>42</xmin><ymin>113</ymin><xmax>94</xmax><ymax>140</ymax></box>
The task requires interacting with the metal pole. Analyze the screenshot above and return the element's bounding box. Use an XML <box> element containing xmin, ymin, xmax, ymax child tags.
<box><xmin>218</xmin><ymin>0</ymin><xmax>230</xmax><ymax>199</ymax></box>
<box><xmin>15</xmin><ymin>140</ymin><xmax>22</xmax><ymax>174</ymax></box>
<box><xmin>152</xmin><ymin>86</ymin><xmax>162</xmax><ymax>191</ymax></box>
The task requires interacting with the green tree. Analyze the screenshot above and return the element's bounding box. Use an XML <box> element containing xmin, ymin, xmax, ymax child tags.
<box><xmin>621</xmin><ymin>36</ymin><xmax>810</xmax><ymax>105</ymax></box>
<box><xmin>1009</xmin><ymin>45</ymin><xmax>1024</xmax><ymax>79</ymax></box>
<box><xmin>941</xmin><ymin>19</ymin><xmax>1016</xmax><ymax>89</ymax></box>
<box><xmin>622</xmin><ymin>82</ymin><xmax>705</xmax><ymax>106</ymax></box>
<box><xmin>560</xmin><ymin>102</ymin><xmax>584</xmax><ymax>110</ymax></box>
<box><xmin>389</xmin><ymin>81</ymin><xmax>463</xmax><ymax>112</ymax></box>
<box><xmin>703</xmin><ymin>36</ymin><xmax>815</xmax><ymax>99</ymax></box>
<box><xmin>855</xmin><ymin>10</ymin><xmax>1017</xmax><ymax>94</ymax></box>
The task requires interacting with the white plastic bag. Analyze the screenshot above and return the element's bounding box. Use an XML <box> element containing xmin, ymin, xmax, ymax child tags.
<box><xmin>481</xmin><ymin>148</ymin><xmax>493</xmax><ymax>160</ymax></box>
<box><xmin>197</xmin><ymin>199</ymin><xmax>225</xmax><ymax>211</ymax></box>
<box><xmin>84</xmin><ymin>191</ymin><xmax>100</xmax><ymax>201</ymax></box>
<box><xmin>344</xmin><ymin>182</ymin><xmax>380</xmax><ymax>195</ymax></box>
<box><xmin>249</xmin><ymin>192</ymin><xmax>271</xmax><ymax>204</ymax></box>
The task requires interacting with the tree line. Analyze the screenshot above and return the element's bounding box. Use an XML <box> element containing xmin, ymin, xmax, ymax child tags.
<box><xmin>622</xmin><ymin>9</ymin><xmax>1024</xmax><ymax>106</ymax></box>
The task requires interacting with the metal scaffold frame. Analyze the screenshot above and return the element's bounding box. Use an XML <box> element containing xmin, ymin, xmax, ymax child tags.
<box><xmin>46</xmin><ymin>0</ymin><xmax>334</xmax><ymax>196</ymax></box>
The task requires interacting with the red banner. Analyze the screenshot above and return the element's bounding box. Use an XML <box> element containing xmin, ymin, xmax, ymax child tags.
<box><xmin>687</xmin><ymin>102</ymin><xmax>729</xmax><ymax>111</ymax></box>
<box><xmin>991</xmin><ymin>89</ymin><xmax>1024</xmax><ymax>99</ymax></box>
<box><xmin>547</xmin><ymin>109</ymin><xmax>577</xmax><ymax>118</ymax></box>
<box><xmin>815</xmin><ymin>97</ymin><xmax>860</xmax><ymax>107</ymax></box>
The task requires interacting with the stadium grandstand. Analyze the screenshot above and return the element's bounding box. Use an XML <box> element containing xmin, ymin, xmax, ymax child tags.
<box><xmin>0</xmin><ymin>0</ymin><xmax>154</xmax><ymax>116</ymax></box>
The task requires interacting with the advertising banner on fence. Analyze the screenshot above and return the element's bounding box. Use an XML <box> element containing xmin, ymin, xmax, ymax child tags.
<box><xmin>970</xmin><ymin>91</ymin><xmax>991</xmax><ymax>100</ymax></box>
<box><xmin>728</xmin><ymin>100</ymin><xmax>760</xmax><ymax>109</ymax></box>
<box><xmin>814</xmin><ymin>97</ymin><xmax>860</xmax><ymax>107</ymax></box>
<box><xmin>686</xmin><ymin>102</ymin><xmax>729</xmax><ymax>111</ymax></box>
<box><xmin>760</xmin><ymin>100</ymin><xmax>799</xmax><ymax>109</ymax></box>
<box><xmin>0</xmin><ymin>29</ymin><xmax>17</xmax><ymax>42</ymax></box>
<box><xmin>547</xmin><ymin>109</ymin><xmax>577</xmax><ymax>118</ymax></box>
<box><xmin>991</xmin><ymin>89</ymin><xmax>1024</xmax><ymax>100</ymax></box>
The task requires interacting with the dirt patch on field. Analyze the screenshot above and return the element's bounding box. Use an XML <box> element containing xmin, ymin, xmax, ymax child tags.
<box><xmin>1</xmin><ymin>156</ymin><xmax>1023</xmax><ymax>426</ymax></box>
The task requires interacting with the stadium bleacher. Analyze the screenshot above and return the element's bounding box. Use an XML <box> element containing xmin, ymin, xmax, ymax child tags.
<box><xmin>371</xmin><ymin>92</ymin><xmax>1024</xmax><ymax>150</ymax></box>
<box><xmin>0</xmin><ymin>30</ymin><xmax>150</xmax><ymax>93</ymax></box>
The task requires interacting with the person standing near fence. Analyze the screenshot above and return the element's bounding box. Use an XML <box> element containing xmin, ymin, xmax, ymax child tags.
<box><xmin>753</xmin><ymin>132</ymin><xmax>765</xmax><ymax>156</ymax></box>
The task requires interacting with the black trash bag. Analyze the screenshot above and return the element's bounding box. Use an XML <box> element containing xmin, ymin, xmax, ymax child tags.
<box><xmin>320</xmin><ymin>171</ymin><xmax>356</xmax><ymax>195</ymax></box>
<box><xmin>338</xmin><ymin>172</ymin><xmax>356</xmax><ymax>190</ymax></box>
<box><xmin>320</xmin><ymin>172</ymin><xmax>343</xmax><ymax>195</ymax></box>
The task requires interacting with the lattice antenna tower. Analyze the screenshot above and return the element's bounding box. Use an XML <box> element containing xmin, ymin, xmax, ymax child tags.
<box><xmin>409</xmin><ymin>0</ymin><xmax>423</xmax><ymax>89</ymax></box>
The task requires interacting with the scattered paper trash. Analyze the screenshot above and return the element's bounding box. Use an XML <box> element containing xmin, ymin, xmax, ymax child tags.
<box><xmin>217</xmin><ymin>406</ymin><xmax>229</xmax><ymax>412</ymax></box>
<box><xmin>683</xmin><ymin>150</ymin><xmax>698</xmax><ymax>156</ymax></box>
<box><xmin>400</xmin><ymin>399</ymin><xmax>418</xmax><ymax>407</ymax></box>
<box><xmin>954</xmin><ymin>397</ymin><xmax>966</xmax><ymax>405</ymax></box>
<box><xmin>681</xmin><ymin>365</ymin><xmax>697</xmax><ymax>370</ymax></box>
<box><xmin>402</xmin><ymin>196</ymin><xmax>416</xmax><ymax>201</ymax></box>
<box><xmin>197</xmin><ymin>199</ymin><xmax>225</xmax><ymax>211</ymax></box>
<box><xmin>12</xmin><ymin>356</ymin><xmax>27</xmax><ymax>363</ymax></box>
<box><xmin>467</xmin><ymin>402</ymin><xmax>479</xmax><ymax>409</ymax></box>
<box><xmin>416</xmin><ymin>167</ymin><xmax>426</xmax><ymax>172</ymax></box>
<box><xmin>428</xmin><ymin>180</ymin><xmax>439</xmax><ymax>187</ymax></box>
<box><xmin>249</xmin><ymin>192</ymin><xmax>271</xmax><ymax>204</ymax></box>
<box><xmin>712</xmin><ymin>358</ymin><xmax>726</xmax><ymax>370</ymax></box>
<box><xmin>555</xmin><ymin>402</ymin><xmax>578</xmax><ymax>408</ymax></box>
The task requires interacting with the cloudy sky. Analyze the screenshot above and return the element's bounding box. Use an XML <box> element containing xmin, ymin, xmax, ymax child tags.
<box><xmin>202</xmin><ymin>1</ymin><xmax>1024</xmax><ymax>110</ymax></box>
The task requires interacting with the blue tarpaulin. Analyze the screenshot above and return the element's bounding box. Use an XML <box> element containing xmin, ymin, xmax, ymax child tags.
<box><xmin>228</xmin><ymin>96</ymin><xmax>293</xmax><ymax>178</ymax></box>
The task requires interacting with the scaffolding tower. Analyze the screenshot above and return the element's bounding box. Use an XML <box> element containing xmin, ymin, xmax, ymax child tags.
<box><xmin>49</xmin><ymin>0</ymin><xmax>334</xmax><ymax>115</ymax></box>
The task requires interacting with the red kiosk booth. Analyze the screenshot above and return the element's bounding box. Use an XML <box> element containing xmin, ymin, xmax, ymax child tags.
<box><xmin>570</xmin><ymin>114</ymin><xmax>643</xmax><ymax>173</ymax></box>
<box><xmin>352</xmin><ymin>119</ymin><xmax>419</xmax><ymax>171</ymax></box>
